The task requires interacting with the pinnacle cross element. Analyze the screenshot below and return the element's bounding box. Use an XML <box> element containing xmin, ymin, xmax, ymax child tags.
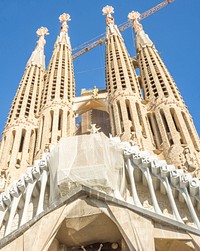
<box><xmin>102</xmin><ymin>5</ymin><xmax>115</xmax><ymax>25</ymax></box>
<box><xmin>26</xmin><ymin>27</ymin><xmax>49</xmax><ymax>67</ymax></box>
<box><xmin>128</xmin><ymin>11</ymin><xmax>141</xmax><ymax>21</ymax></box>
<box><xmin>102</xmin><ymin>5</ymin><xmax>114</xmax><ymax>15</ymax></box>
<box><xmin>128</xmin><ymin>11</ymin><xmax>153</xmax><ymax>47</ymax></box>
<box><xmin>36</xmin><ymin>27</ymin><xmax>49</xmax><ymax>37</ymax></box>
<box><xmin>57</xmin><ymin>13</ymin><xmax>72</xmax><ymax>46</ymax></box>
<box><xmin>36</xmin><ymin>27</ymin><xmax>49</xmax><ymax>50</ymax></box>
<box><xmin>128</xmin><ymin>11</ymin><xmax>143</xmax><ymax>33</ymax></box>
<box><xmin>87</xmin><ymin>124</ymin><xmax>101</xmax><ymax>134</ymax></box>
<box><xmin>59</xmin><ymin>13</ymin><xmax>71</xmax><ymax>33</ymax></box>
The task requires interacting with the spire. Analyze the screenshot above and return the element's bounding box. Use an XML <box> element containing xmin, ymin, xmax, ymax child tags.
<box><xmin>128</xmin><ymin>11</ymin><xmax>200</xmax><ymax>171</ymax></box>
<box><xmin>102</xmin><ymin>5</ymin><xmax>122</xmax><ymax>39</ymax></box>
<box><xmin>103</xmin><ymin>5</ymin><xmax>140</xmax><ymax>96</ymax></box>
<box><xmin>41</xmin><ymin>12</ymin><xmax>75</xmax><ymax>108</ymax></box>
<box><xmin>0</xmin><ymin>27</ymin><xmax>48</xmax><ymax>184</ymax></box>
<box><xmin>128</xmin><ymin>11</ymin><xmax>153</xmax><ymax>48</ymax></box>
<box><xmin>27</xmin><ymin>27</ymin><xmax>49</xmax><ymax>68</ymax></box>
<box><xmin>56</xmin><ymin>13</ymin><xmax>71</xmax><ymax>47</ymax></box>
<box><xmin>128</xmin><ymin>10</ymin><xmax>183</xmax><ymax>102</ymax></box>
<box><xmin>37</xmin><ymin>12</ymin><xmax>76</xmax><ymax>156</ymax></box>
<box><xmin>103</xmin><ymin>6</ymin><xmax>154</xmax><ymax>151</ymax></box>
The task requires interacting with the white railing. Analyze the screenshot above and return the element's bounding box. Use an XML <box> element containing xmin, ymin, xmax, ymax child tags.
<box><xmin>124</xmin><ymin>144</ymin><xmax>200</xmax><ymax>229</ymax></box>
<box><xmin>0</xmin><ymin>154</ymin><xmax>49</xmax><ymax>238</ymax></box>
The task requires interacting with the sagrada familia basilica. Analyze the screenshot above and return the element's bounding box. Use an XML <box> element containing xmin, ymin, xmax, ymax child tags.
<box><xmin>0</xmin><ymin>3</ymin><xmax>200</xmax><ymax>250</ymax></box>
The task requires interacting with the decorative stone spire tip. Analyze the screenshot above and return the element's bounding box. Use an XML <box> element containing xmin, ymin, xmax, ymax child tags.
<box><xmin>26</xmin><ymin>27</ymin><xmax>48</xmax><ymax>68</ymax></box>
<box><xmin>102</xmin><ymin>5</ymin><xmax>115</xmax><ymax>25</ymax></box>
<box><xmin>36</xmin><ymin>27</ymin><xmax>49</xmax><ymax>37</ymax></box>
<box><xmin>59</xmin><ymin>13</ymin><xmax>71</xmax><ymax>33</ymax></box>
<box><xmin>128</xmin><ymin>11</ymin><xmax>153</xmax><ymax>47</ymax></box>
<box><xmin>128</xmin><ymin>11</ymin><xmax>143</xmax><ymax>33</ymax></box>
<box><xmin>59</xmin><ymin>13</ymin><xmax>71</xmax><ymax>23</ymax></box>
<box><xmin>102</xmin><ymin>5</ymin><xmax>114</xmax><ymax>16</ymax></box>
<box><xmin>57</xmin><ymin>13</ymin><xmax>71</xmax><ymax>46</ymax></box>
<box><xmin>35</xmin><ymin>27</ymin><xmax>49</xmax><ymax>51</ymax></box>
<box><xmin>128</xmin><ymin>11</ymin><xmax>141</xmax><ymax>22</ymax></box>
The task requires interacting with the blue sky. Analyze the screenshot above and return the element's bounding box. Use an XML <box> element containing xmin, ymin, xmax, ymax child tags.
<box><xmin>0</xmin><ymin>0</ymin><xmax>200</xmax><ymax>137</ymax></box>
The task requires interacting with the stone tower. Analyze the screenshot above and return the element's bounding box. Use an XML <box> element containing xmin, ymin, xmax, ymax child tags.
<box><xmin>103</xmin><ymin>6</ymin><xmax>153</xmax><ymax>151</ymax></box>
<box><xmin>0</xmin><ymin>27</ymin><xmax>48</xmax><ymax>182</ymax></box>
<box><xmin>128</xmin><ymin>11</ymin><xmax>200</xmax><ymax>172</ymax></box>
<box><xmin>35</xmin><ymin>13</ymin><xmax>76</xmax><ymax>157</ymax></box>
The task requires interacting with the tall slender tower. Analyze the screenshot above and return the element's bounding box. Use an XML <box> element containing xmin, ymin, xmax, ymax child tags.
<box><xmin>128</xmin><ymin>11</ymin><xmax>200</xmax><ymax>172</ymax></box>
<box><xmin>35</xmin><ymin>13</ymin><xmax>76</xmax><ymax>157</ymax></box>
<box><xmin>0</xmin><ymin>27</ymin><xmax>48</xmax><ymax>184</ymax></box>
<box><xmin>103</xmin><ymin>6</ymin><xmax>153</xmax><ymax>151</ymax></box>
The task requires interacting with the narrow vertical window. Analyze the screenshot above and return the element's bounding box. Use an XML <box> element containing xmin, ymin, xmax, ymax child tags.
<box><xmin>110</xmin><ymin>105</ymin><xmax>116</xmax><ymax>136</ymax></box>
<box><xmin>58</xmin><ymin>109</ymin><xmax>63</xmax><ymax>139</ymax></box>
<box><xmin>153</xmin><ymin>113</ymin><xmax>162</xmax><ymax>146</ymax></box>
<box><xmin>126</xmin><ymin>100</ymin><xmax>135</xmax><ymax>132</ymax></box>
<box><xmin>32</xmin><ymin>129</ymin><xmax>37</xmax><ymax>162</ymax></box>
<box><xmin>147</xmin><ymin>113</ymin><xmax>157</xmax><ymax>148</ymax></box>
<box><xmin>10</xmin><ymin>131</ymin><xmax>16</xmax><ymax>154</ymax></box>
<box><xmin>182</xmin><ymin>112</ymin><xmax>200</xmax><ymax>151</ymax></box>
<box><xmin>160</xmin><ymin>109</ymin><xmax>173</xmax><ymax>145</ymax></box>
<box><xmin>117</xmin><ymin>101</ymin><xmax>124</xmax><ymax>133</ymax></box>
<box><xmin>136</xmin><ymin>103</ymin><xmax>147</xmax><ymax>138</ymax></box>
<box><xmin>19</xmin><ymin>130</ymin><xmax>26</xmax><ymax>153</ymax></box>
<box><xmin>170</xmin><ymin>108</ymin><xmax>186</xmax><ymax>144</ymax></box>
<box><xmin>40</xmin><ymin>116</ymin><xmax>44</xmax><ymax>149</ymax></box>
<box><xmin>50</xmin><ymin>111</ymin><xmax>54</xmax><ymax>133</ymax></box>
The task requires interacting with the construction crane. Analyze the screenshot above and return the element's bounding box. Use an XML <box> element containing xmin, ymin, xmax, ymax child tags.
<box><xmin>72</xmin><ymin>0</ymin><xmax>175</xmax><ymax>60</ymax></box>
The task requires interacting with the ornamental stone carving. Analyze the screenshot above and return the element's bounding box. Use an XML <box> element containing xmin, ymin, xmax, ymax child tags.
<box><xmin>102</xmin><ymin>5</ymin><xmax>115</xmax><ymax>26</ymax></box>
<box><xmin>87</xmin><ymin>124</ymin><xmax>101</xmax><ymax>134</ymax></box>
<box><xmin>183</xmin><ymin>147</ymin><xmax>198</xmax><ymax>172</ymax></box>
<box><xmin>59</xmin><ymin>13</ymin><xmax>71</xmax><ymax>23</ymax></box>
<box><xmin>59</xmin><ymin>13</ymin><xmax>71</xmax><ymax>33</ymax></box>
<box><xmin>167</xmin><ymin>145</ymin><xmax>199</xmax><ymax>174</ymax></box>
<box><xmin>102</xmin><ymin>5</ymin><xmax>114</xmax><ymax>15</ymax></box>
<box><xmin>92</xmin><ymin>86</ymin><xmax>99</xmax><ymax>99</ymax></box>
<box><xmin>0</xmin><ymin>171</ymin><xmax>6</xmax><ymax>192</ymax></box>
<box><xmin>130</xmin><ymin>131</ymin><xmax>139</xmax><ymax>147</ymax></box>
<box><xmin>128</xmin><ymin>11</ymin><xmax>141</xmax><ymax>21</ymax></box>
<box><xmin>128</xmin><ymin>11</ymin><xmax>143</xmax><ymax>33</ymax></box>
<box><xmin>36</xmin><ymin>27</ymin><xmax>49</xmax><ymax>50</ymax></box>
<box><xmin>36</xmin><ymin>27</ymin><xmax>49</xmax><ymax>37</ymax></box>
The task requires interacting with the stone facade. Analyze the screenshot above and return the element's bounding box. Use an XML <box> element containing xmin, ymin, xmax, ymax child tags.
<box><xmin>0</xmin><ymin>6</ymin><xmax>200</xmax><ymax>251</ymax></box>
<box><xmin>1</xmin><ymin>8</ymin><xmax>199</xmax><ymax>188</ymax></box>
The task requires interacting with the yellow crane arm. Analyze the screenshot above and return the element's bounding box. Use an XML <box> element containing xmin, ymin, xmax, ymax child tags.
<box><xmin>72</xmin><ymin>0</ymin><xmax>175</xmax><ymax>60</ymax></box>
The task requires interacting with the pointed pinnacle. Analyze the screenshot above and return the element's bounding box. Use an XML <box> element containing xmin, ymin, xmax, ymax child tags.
<box><xmin>36</xmin><ymin>27</ymin><xmax>49</xmax><ymax>37</ymax></box>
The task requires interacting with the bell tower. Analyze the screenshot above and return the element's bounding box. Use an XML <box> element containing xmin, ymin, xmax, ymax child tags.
<box><xmin>128</xmin><ymin>11</ymin><xmax>200</xmax><ymax>172</ymax></box>
<box><xmin>35</xmin><ymin>13</ymin><xmax>76</xmax><ymax>157</ymax></box>
<box><xmin>0</xmin><ymin>27</ymin><xmax>48</xmax><ymax>183</ymax></box>
<box><xmin>103</xmin><ymin>6</ymin><xmax>153</xmax><ymax>151</ymax></box>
